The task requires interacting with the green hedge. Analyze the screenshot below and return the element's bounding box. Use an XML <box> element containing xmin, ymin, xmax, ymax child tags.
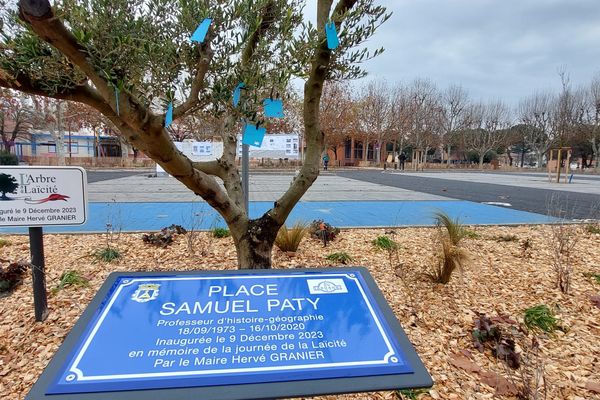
<box><xmin>0</xmin><ymin>151</ymin><xmax>18</xmax><ymax>165</ymax></box>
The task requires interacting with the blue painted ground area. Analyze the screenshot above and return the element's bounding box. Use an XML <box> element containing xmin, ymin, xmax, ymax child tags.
<box><xmin>0</xmin><ymin>200</ymin><xmax>559</xmax><ymax>234</ymax></box>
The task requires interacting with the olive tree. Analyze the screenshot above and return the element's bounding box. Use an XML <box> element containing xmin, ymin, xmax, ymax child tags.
<box><xmin>0</xmin><ymin>0</ymin><xmax>389</xmax><ymax>268</ymax></box>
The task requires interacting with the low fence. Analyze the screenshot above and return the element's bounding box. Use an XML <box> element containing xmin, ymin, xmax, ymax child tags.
<box><xmin>21</xmin><ymin>156</ymin><xmax>155</xmax><ymax>168</ymax></box>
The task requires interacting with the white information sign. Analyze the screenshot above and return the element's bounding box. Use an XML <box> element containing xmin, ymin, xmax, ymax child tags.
<box><xmin>0</xmin><ymin>166</ymin><xmax>88</xmax><ymax>227</ymax></box>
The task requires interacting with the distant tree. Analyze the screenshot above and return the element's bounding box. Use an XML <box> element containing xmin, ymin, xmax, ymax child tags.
<box><xmin>463</xmin><ymin>101</ymin><xmax>511</xmax><ymax>170</ymax></box>
<box><xmin>507</xmin><ymin>124</ymin><xmax>534</xmax><ymax>168</ymax></box>
<box><xmin>356</xmin><ymin>79</ymin><xmax>393</xmax><ymax>163</ymax></box>
<box><xmin>440</xmin><ymin>85</ymin><xmax>470</xmax><ymax>163</ymax></box>
<box><xmin>0</xmin><ymin>173</ymin><xmax>18</xmax><ymax>199</ymax></box>
<box><xmin>318</xmin><ymin>82</ymin><xmax>357</xmax><ymax>160</ymax></box>
<box><xmin>0</xmin><ymin>89</ymin><xmax>34</xmax><ymax>153</ymax></box>
<box><xmin>583</xmin><ymin>74</ymin><xmax>600</xmax><ymax>169</ymax></box>
<box><xmin>0</xmin><ymin>0</ymin><xmax>389</xmax><ymax>269</ymax></box>
<box><xmin>403</xmin><ymin>79</ymin><xmax>443</xmax><ymax>163</ymax></box>
<box><xmin>518</xmin><ymin>92</ymin><xmax>555</xmax><ymax>168</ymax></box>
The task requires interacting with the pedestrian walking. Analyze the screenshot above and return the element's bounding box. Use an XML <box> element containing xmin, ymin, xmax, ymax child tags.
<box><xmin>399</xmin><ymin>152</ymin><xmax>406</xmax><ymax>170</ymax></box>
<box><xmin>322</xmin><ymin>153</ymin><xmax>330</xmax><ymax>170</ymax></box>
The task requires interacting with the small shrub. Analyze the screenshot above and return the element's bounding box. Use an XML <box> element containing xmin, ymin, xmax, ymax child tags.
<box><xmin>593</xmin><ymin>274</ymin><xmax>600</xmax><ymax>284</ymax></box>
<box><xmin>143</xmin><ymin>224</ymin><xmax>187</xmax><ymax>247</ymax></box>
<box><xmin>463</xmin><ymin>229</ymin><xmax>480</xmax><ymax>239</ymax></box>
<box><xmin>0</xmin><ymin>150</ymin><xmax>18</xmax><ymax>165</ymax></box>
<box><xmin>397</xmin><ymin>388</ymin><xmax>427</xmax><ymax>400</ymax></box>
<box><xmin>51</xmin><ymin>270</ymin><xmax>90</xmax><ymax>294</ymax></box>
<box><xmin>372</xmin><ymin>235</ymin><xmax>398</xmax><ymax>251</ymax></box>
<box><xmin>0</xmin><ymin>261</ymin><xmax>28</xmax><ymax>296</ymax></box>
<box><xmin>520</xmin><ymin>238</ymin><xmax>532</xmax><ymax>257</ymax></box>
<box><xmin>494</xmin><ymin>234</ymin><xmax>519</xmax><ymax>242</ymax></box>
<box><xmin>472</xmin><ymin>312</ymin><xmax>520</xmax><ymax>369</ymax></box>
<box><xmin>0</xmin><ymin>238</ymin><xmax>10</xmax><ymax>248</ymax></box>
<box><xmin>325</xmin><ymin>252</ymin><xmax>354</xmax><ymax>265</ymax></box>
<box><xmin>93</xmin><ymin>247</ymin><xmax>121</xmax><ymax>262</ymax></box>
<box><xmin>586</xmin><ymin>224</ymin><xmax>600</xmax><ymax>234</ymax></box>
<box><xmin>309</xmin><ymin>220</ymin><xmax>340</xmax><ymax>245</ymax></box>
<box><xmin>212</xmin><ymin>227</ymin><xmax>230</xmax><ymax>238</ymax></box>
<box><xmin>275</xmin><ymin>222</ymin><xmax>308</xmax><ymax>252</ymax></box>
<box><xmin>524</xmin><ymin>305</ymin><xmax>561</xmax><ymax>334</ymax></box>
<box><xmin>426</xmin><ymin>212</ymin><xmax>468</xmax><ymax>284</ymax></box>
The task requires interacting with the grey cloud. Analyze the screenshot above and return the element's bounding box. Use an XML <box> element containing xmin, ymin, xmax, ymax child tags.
<box><xmin>357</xmin><ymin>0</ymin><xmax>600</xmax><ymax>104</ymax></box>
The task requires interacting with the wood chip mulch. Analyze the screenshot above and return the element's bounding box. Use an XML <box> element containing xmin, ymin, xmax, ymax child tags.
<box><xmin>0</xmin><ymin>225</ymin><xmax>599</xmax><ymax>400</ymax></box>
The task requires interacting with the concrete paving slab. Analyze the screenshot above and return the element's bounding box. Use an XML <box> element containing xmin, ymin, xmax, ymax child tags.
<box><xmin>392</xmin><ymin>171</ymin><xmax>600</xmax><ymax>195</ymax></box>
<box><xmin>87</xmin><ymin>174</ymin><xmax>451</xmax><ymax>202</ymax></box>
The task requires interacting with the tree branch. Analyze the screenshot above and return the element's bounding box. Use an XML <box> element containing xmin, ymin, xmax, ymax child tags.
<box><xmin>173</xmin><ymin>35</ymin><xmax>214</xmax><ymax>120</ymax></box>
<box><xmin>241</xmin><ymin>1</ymin><xmax>277</xmax><ymax>65</ymax></box>
<box><xmin>191</xmin><ymin>160</ymin><xmax>225</xmax><ymax>178</ymax></box>
<box><xmin>269</xmin><ymin>0</ymin><xmax>357</xmax><ymax>224</ymax></box>
<box><xmin>18</xmin><ymin>0</ymin><xmax>157</xmax><ymax>131</ymax></box>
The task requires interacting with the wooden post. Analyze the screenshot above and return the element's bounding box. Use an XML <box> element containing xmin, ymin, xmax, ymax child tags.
<box><xmin>556</xmin><ymin>148</ymin><xmax>562</xmax><ymax>183</ymax></box>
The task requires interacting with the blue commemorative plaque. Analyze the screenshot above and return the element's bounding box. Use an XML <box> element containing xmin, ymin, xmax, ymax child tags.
<box><xmin>27</xmin><ymin>268</ymin><xmax>432</xmax><ymax>400</ymax></box>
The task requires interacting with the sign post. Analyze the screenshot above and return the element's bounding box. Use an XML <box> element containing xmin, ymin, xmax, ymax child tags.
<box><xmin>0</xmin><ymin>166</ymin><xmax>88</xmax><ymax>321</ymax></box>
<box><xmin>26</xmin><ymin>268</ymin><xmax>432</xmax><ymax>399</ymax></box>
<box><xmin>29</xmin><ymin>226</ymin><xmax>48</xmax><ymax>321</ymax></box>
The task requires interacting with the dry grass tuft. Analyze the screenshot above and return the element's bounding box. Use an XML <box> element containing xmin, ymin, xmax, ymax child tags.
<box><xmin>426</xmin><ymin>212</ymin><xmax>468</xmax><ymax>284</ymax></box>
<box><xmin>275</xmin><ymin>222</ymin><xmax>309</xmax><ymax>252</ymax></box>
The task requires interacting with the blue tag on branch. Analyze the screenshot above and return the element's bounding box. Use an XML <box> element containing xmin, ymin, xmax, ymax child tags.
<box><xmin>165</xmin><ymin>102</ymin><xmax>174</xmax><ymax>128</ymax></box>
<box><xmin>191</xmin><ymin>18</ymin><xmax>212</xmax><ymax>43</ymax></box>
<box><xmin>233</xmin><ymin>83</ymin><xmax>245</xmax><ymax>107</ymax></box>
<box><xmin>325</xmin><ymin>22</ymin><xmax>339</xmax><ymax>50</ymax></box>
<box><xmin>263</xmin><ymin>98</ymin><xmax>284</xmax><ymax>118</ymax></box>
<box><xmin>242</xmin><ymin>123</ymin><xmax>266</xmax><ymax>147</ymax></box>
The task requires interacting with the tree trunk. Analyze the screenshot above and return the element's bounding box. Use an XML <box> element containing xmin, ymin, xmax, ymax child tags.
<box><xmin>591</xmin><ymin>137</ymin><xmax>600</xmax><ymax>170</ymax></box>
<box><xmin>520</xmin><ymin>144</ymin><xmax>526</xmax><ymax>168</ymax></box>
<box><xmin>536</xmin><ymin>152</ymin><xmax>544</xmax><ymax>169</ymax></box>
<box><xmin>51</xmin><ymin>101</ymin><xmax>66</xmax><ymax>166</ymax></box>
<box><xmin>478</xmin><ymin>153</ymin><xmax>485</xmax><ymax>170</ymax></box>
<box><xmin>2</xmin><ymin>140</ymin><xmax>13</xmax><ymax>153</ymax></box>
<box><xmin>232</xmin><ymin>216</ymin><xmax>280</xmax><ymax>269</ymax></box>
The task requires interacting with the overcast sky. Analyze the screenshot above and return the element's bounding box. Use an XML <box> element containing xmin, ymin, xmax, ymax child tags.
<box><xmin>319</xmin><ymin>0</ymin><xmax>600</xmax><ymax>105</ymax></box>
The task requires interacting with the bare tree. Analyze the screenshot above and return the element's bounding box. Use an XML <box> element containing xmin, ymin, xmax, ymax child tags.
<box><xmin>403</xmin><ymin>79</ymin><xmax>443</xmax><ymax>164</ymax></box>
<box><xmin>440</xmin><ymin>85</ymin><xmax>470</xmax><ymax>164</ymax></box>
<box><xmin>0</xmin><ymin>89</ymin><xmax>34</xmax><ymax>153</ymax></box>
<box><xmin>356</xmin><ymin>79</ymin><xmax>393</xmax><ymax>163</ymax></box>
<box><xmin>464</xmin><ymin>101</ymin><xmax>511</xmax><ymax>170</ymax></box>
<box><xmin>584</xmin><ymin>74</ymin><xmax>600</xmax><ymax>169</ymax></box>
<box><xmin>519</xmin><ymin>92</ymin><xmax>555</xmax><ymax>168</ymax></box>
<box><xmin>319</xmin><ymin>82</ymin><xmax>357</xmax><ymax>161</ymax></box>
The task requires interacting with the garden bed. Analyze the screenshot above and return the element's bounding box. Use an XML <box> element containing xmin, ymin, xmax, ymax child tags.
<box><xmin>0</xmin><ymin>225</ymin><xmax>599</xmax><ymax>399</ymax></box>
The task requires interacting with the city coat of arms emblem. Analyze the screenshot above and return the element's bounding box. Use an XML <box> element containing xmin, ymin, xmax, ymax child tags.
<box><xmin>131</xmin><ymin>283</ymin><xmax>160</xmax><ymax>303</ymax></box>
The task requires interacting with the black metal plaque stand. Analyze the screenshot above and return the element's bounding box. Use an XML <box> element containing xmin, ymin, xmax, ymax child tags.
<box><xmin>28</xmin><ymin>226</ymin><xmax>49</xmax><ymax>322</ymax></box>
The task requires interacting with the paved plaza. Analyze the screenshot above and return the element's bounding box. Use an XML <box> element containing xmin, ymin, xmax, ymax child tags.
<box><xmin>2</xmin><ymin>169</ymin><xmax>597</xmax><ymax>234</ymax></box>
<box><xmin>87</xmin><ymin>172</ymin><xmax>449</xmax><ymax>202</ymax></box>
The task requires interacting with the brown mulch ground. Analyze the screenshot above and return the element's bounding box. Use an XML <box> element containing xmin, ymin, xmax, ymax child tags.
<box><xmin>1</xmin><ymin>225</ymin><xmax>599</xmax><ymax>400</ymax></box>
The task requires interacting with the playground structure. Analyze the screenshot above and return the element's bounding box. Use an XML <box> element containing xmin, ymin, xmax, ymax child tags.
<box><xmin>547</xmin><ymin>147</ymin><xmax>572</xmax><ymax>183</ymax></box>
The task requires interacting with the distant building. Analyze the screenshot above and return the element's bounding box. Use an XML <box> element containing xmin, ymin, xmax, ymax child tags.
<box><xmin>13</xmin><ymin>130</ymin><xmax>152</xmax><ymax>166</ymax></box>
<box><xmin>236</xmin><ymin>133</ymin><xmax>300</xmax><ymax>159</ymax></box>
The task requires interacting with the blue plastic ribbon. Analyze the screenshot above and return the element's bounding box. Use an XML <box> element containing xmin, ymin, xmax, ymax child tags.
<box><xmin>233</xmin><ymin>83</ymin><xmax>245</xmax><ymax>107</ymax></box>
<box><xmin>165</xmin><ymin>102</ymin><xmax>173</xmax><ymax>128</ymax></box>
<box><xmin>191</xmin><ymin>18</ymin><xmax>212</xmax><ymax>43</ymax></box>
<box><xmin>241</xmin><ymin>123</ymin><xmax>266</xmax><ymax>148</ymax></box>
<box><xmin>325</xmin><ymin>22</ymin><xmax>339</xmax><ymax>50</ymax></box>
<box><xmin>263</xmin><ymin>98</ymin><xmax>284</xmax><ymax>118</ymax></box>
